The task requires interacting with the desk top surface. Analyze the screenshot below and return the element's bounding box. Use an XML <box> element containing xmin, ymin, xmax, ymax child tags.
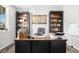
<box><xmin>15</xmin><ymin>39</ymin><xmax>67</xmax><ymax>41</ymax></box>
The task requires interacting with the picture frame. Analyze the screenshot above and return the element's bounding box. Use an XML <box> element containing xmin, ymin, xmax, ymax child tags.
<box><xmin>32</xmin><ymin>15</ymin><xmax>47</xmax><ymax>24</ymax></box>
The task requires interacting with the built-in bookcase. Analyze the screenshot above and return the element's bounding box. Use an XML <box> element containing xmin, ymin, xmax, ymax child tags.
<box><xmin>16</xmin><ymin>11</ymin><xmax>30</xmax><ymax>39</ymax></box>
<box><xmin>49</xmin><ymin>11</ymin><xmax>63</xmax><ymax>33</ymax></box>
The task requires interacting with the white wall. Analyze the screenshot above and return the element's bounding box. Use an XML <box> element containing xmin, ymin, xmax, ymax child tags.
<box><xmin>63</xmin><ymin>6</ymin><xmax>79</xmax><ymax>50</ymax></box>
<box><xmin>64</xmin><ymin>6</ymin><xmax>79</xmax><ymax>33</ymax></box>
<box><xmin>0</xmin><ymin>5</ymin><xmax>16</xmax><ymax>50</ymax></box>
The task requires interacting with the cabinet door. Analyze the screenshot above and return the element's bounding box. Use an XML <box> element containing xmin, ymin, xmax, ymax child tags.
<box><xmin>15</xmin><ymin>40</ymin><xmax>30</xmax><ymax>53</ymax></box>
<box><xmin>51</xmin><ymin>40</ymin><xmax>66</xmax><ymax>53</ymax></box>
<box><xmin>31</xmin><ymin>40</ymin><xmax>50</xmax><ymax>53</ymax></box>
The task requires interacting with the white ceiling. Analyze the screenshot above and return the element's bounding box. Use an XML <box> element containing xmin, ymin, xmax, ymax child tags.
<box><xmin>13</xmin><ymin>5</ymin><xmax>63</xmax><ymax>10</ymax></box>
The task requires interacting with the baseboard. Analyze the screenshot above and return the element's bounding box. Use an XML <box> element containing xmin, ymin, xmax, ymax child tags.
<box><xmin>0</xmin><ymin>41</ymin><xmax>15</xmax><ymax>52</ymax></box>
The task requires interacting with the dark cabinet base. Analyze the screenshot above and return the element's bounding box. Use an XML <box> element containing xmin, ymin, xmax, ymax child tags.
<box><xmin>51</xmin><ymin>40</ymin><xmax>66</xmax><ymax>53</ymax></box>
<box><xmin>31</xmin><ymin>40</ymin><xmax>50</xmax><ymax>53</ymax></box>
<box><xmin>15</xmin><ymin>40</ymin><xmax>30</xmax><ymax>53</ymax></box>
<box><xmin>15</xmin><ymin>40</ymin><xmax>66</xmax><ymax>53</ymax></box>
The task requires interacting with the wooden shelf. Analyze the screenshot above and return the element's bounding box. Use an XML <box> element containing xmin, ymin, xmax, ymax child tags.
<box><xmin>51</xmin><ymin>26</ymin><xmax>60</xmax><ymax>28</ymax></box>
<box><xmin>50</xmin><ymin>22</ymin><xmax>61</xmax><ymax>23</ymax></box>
<box><xmin>50</xmin><ymin>17</ymin><xmax>61</xmax><ymax>19</ymax></box>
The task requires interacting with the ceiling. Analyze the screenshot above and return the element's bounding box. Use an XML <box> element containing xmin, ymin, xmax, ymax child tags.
<box><xmin>13</xmin><ymin>5</ymin><xmax>63</xmax><ymax>10</ymax></box>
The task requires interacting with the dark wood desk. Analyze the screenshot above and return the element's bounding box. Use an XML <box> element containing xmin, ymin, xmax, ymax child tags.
<box><xmin>15</xmin><ymin>40</ymin><xmax>67</xmax><ymax>53</ymax></box>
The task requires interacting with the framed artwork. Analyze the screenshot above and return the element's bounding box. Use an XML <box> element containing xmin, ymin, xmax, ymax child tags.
<box><xmin>32</xmin><ymin>15</ymin><xmax>47</xmax><ymax>24</ymax></box>
<box><xmin>0</xmin><ymin>5</ymin><xmax>6</xmax><ymax>30</ymax></box>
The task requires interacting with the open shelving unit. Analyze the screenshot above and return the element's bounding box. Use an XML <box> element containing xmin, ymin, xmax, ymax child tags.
<box><xmin>16</xmin><ymin>11</ymin><xmax>30</xmax><ymax>39</ymax></box>
<box><xmin>49</xmin><ymin>11</ymin><xmax>63</xmax><ymax>33</ymax></box>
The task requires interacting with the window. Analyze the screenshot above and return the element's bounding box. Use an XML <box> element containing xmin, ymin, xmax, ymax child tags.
<box><xmin>0</xmin><ymin>5</ymin><xmax>6</xmax><ymax>30</ymax></box>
